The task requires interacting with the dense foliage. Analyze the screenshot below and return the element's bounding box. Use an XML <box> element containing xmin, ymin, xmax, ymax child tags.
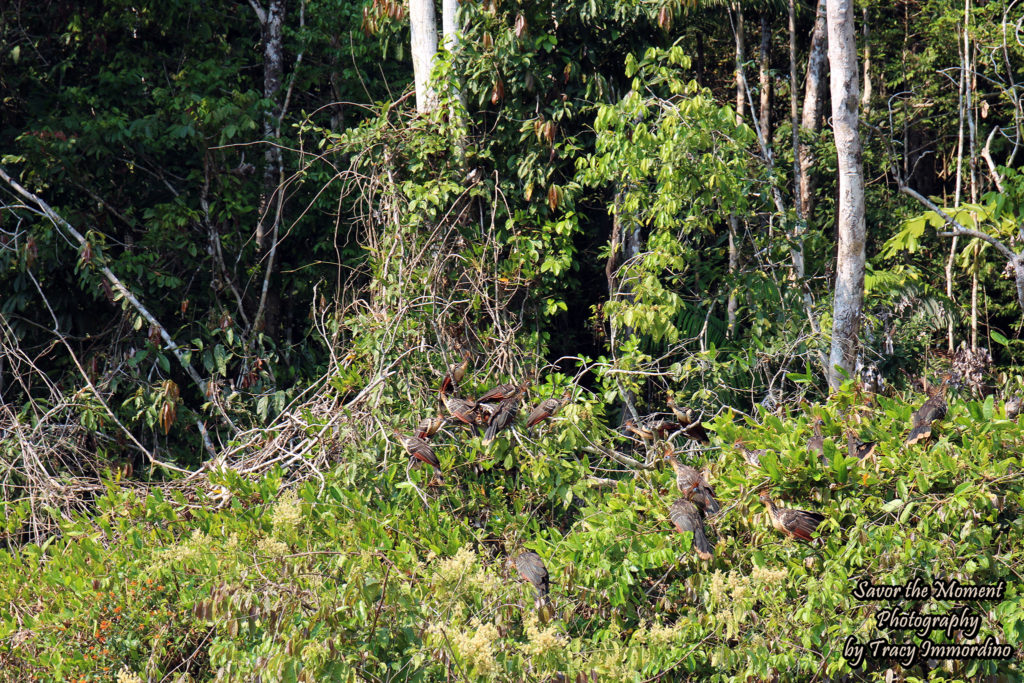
<box><xmin>2</xmin><ymin>0</ymin><xmax>1024</xmax><ymax>678</ymax></box>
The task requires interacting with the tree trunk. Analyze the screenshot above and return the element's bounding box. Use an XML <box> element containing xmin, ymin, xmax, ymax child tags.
<box><xmin>826</xmin><ymin>0</ymin><xmax>866</xmax><ymax>390</ymax></box>
<box><xmin>759</xmin><ymin>14</ymin><xmax>772</xmax><ymax>141</ymax></box>
<box><xmin>860</xmin><ymin>7</ymin><xmax>871</xmax><ymax>115</ymax></box>
<box><xmin>798</xmin><ymin>0</ymin><xmax>829</xmax><ymax>224</ymax></box>
<box><xmin>728</xmin><ymin>6</ymin><xmax>746</xmax><ymax>334</ymax></box>
<box><xmin>734</xmin><ymin>6</ymin><xmax>746</xmax><ymax>120</ymax></box>
<box><xmin>410</xmin><ymin>0</ymin><xmax>439</xmax><ymax>113</ymax></box>
<box><xmin>254</xmin><ymin>0</ymin><xmax>285</xmax><ymax>252</ymax></box>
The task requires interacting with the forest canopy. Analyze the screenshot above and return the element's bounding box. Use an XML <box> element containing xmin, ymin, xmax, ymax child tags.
<box><xmin>1</xmin><ymin>0</ymin><xmax>1023</xmax><ymax>680</ymax></box>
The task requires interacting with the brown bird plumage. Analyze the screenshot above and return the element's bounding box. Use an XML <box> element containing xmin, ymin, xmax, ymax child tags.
<box><xmin>664</xmin><ymin>446</ymin><xmax>720</xmax><ymax>515</ymax></box>
<box><xmin>759</xmin><ymin>491</ymin><xmax>824</xmax><ymax>542</ymax></box>
<box><xmin>444</xmin><ymin>395</ymin><xmax>478</xmax><ymax>427</ymax></box>
<box><xmin>906</xmin><ymin>379</ymin><xmax>952</xmax><ymax>445</ymax></box>
<box><xmin>668</xmin><ymin>498</ymin><xmax>713</xmax><ymax>560</ymax></box>
<box><xmin>526</xmin><ymin>392</ymin><xmax>570</xmax><ymax>429</ymax></box>
<box><xmin>513</xmin><ymin>551</ymin><xmax>555</xmax><ymax>623</ymax></box>
<box><xmin>735</xmin><ymin>440</ymin><xmax>767</xmax><ymax>468</ymax></box>
<box><xmin>624</xmin><ymin>419</ymin><xmax>655</xmax><ymax>441</ymax></box>
<box><xmin>483</xmin><ymin>395</ymin><xmax>521</xmax><ymax>445</ymax></box>
<box><xmin>477</xmin><ymin>381</ymin><xmax>523</xmax><ymax>404</ymax></box>
<box><xmin>395</xmin><ymin>431</ymin><xmax>441</xmax><ymax>471</ymax></box>
<box><xmin>846</xmin><ymin>428</ymin><xmax>877</xmax><ymax>461</ymax></box>
<box><xmin>667</xmin><ymin>397</ymin><xmax>710</xmax><ymax>443</ymax></box>
<box><xmin>415</xmin><ymin>415</ymin><xmax>446</xmax><ymax>440</ymax></box>
<box><xmin>808</xmin><ymin>419</ymin><xmax>825</xmax><ymax>462</ymax></box>
<box><xmin>439</xmin><ymin>351</ymin><xmax>472</xmax><ymax>396</ymax></box>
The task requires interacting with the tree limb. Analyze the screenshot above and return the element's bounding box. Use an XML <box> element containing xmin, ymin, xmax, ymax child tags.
<box><xmin>0</xmin><ymin>165</ymin><xmax>240</xmax><ymax>432</ymax></box>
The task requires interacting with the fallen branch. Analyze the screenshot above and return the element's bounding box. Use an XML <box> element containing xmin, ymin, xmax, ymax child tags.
<box><xmin>0</xmin><ymin>165</ymin><xmax>239</xmax><ymax>433</ymax></box>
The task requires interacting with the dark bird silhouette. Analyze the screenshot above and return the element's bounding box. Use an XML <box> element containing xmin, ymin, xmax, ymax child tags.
<box><xmin>512</xmin><ymin>551</ymin><xmax>555</xmax><ymax>623</ymax></box>
<box><xmin>668</xmin><ymin>498</ymin><xmax>713</xmax><ymax>560</ymax></box>
<box><xmin>759</xmin><ymin>491</ymin><xmax>824</xmax><ymax>542</ymax></box>
<box><xmin>663</xmin><ymin>445</ymin><xmax>720</xmax><ymax>515</ymax></box>
<box><xmin>483</xmin><ymin>395</ymin><xmax>521</xmax><ymax>445</ymax></box>
<box><xmin>906</xmin><ymin>376</ymin><xmax>954</xmax><ymax>445</ymax></box>
<box><xmin>667</xmin><ymin>397</ymin><xmax>710</xmax><ymax>443</ymax></box>
<box><xmin>526</xmin><ymin>391</ymin><xmax>571</xmax><ymax>429</ymax></box>
<box><xmin>439</xmin><ymin>350</ymin><xmax>472</xmax><ymax>396</ymax></box>
<box><xmin>394</xmin><ymin>431</ymin><xmax>441</xmax><ymax>471</ymax></box>
<box><xmin>415</xmin><ymin>415</ymin><xmax>446</xmax><ymax>440</ymax></box>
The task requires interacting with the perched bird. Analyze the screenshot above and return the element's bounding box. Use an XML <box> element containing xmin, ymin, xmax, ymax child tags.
<box><xmin>512</xmin><ymin>551</ymin><xmax>555</xmax><ymax>623</ymax></box>
<box><xmin>906</xmin><ymin>376</ymin><xmax>955</xmax><ymax>445</ymax></box>
<box><xmin>807</xmin><ymin>419</ymin><xmax>826</xmax><ymax>462</ymax></box>
<box><xmin>663</xmin><ymin>445</ymin><xmax>720</xmax><ymax>515</ymax></box>
<box><xmin>394</xmin><ymin>431</ymin><xmax>441</xmax><ymax>471</ymax></box>
<box><xmin>526</xmin><ymin>391</ymin><xmax>571</xmax><ymax>430</ymax></box>
<box><xmin>668</xmin><ymin>498</ymin><xmax>713</xmax><ymax>560</ymax></box>
<box><xmin>735</xmin><ymin>440</ymin><xmax>767</xmax><ymax>468</ymax></box>
<box><xmin>444</xmin><ymin>394</ymin><xmax>478</xmax><ymax>428</ymax></box>
<box><xmin>667</xmin><ymin>397</ymin><xmax>710</xmax><ymax>443</ymax></box>
<box><xmin>483</xmin><ymin>395</ymin><xmax>521</xmax><ymax>445</ymax></box>
<box><xmin>1005</xmin><ymin>394</ymin><xmax>1022</xmax><ymax>419</ymax></box>
<box><xmin>439</xmin><ymin>350</ymin><xmax>472</xmax><ymax>396</ymax></box>
<box><xmin>845</xmin><ymin>428</ymin><xmax>877</xmax><ymax>461</ymax></box>
<box><xmin>477</xmin><ymin>381</ymin><xmax>524</xmax><ymax>404</ymax></box>
<box><xmin>415</xmin><ymin>415</ymin><xmax>447</xmax><ymax>440</ymax></box>
<box><xmin>624</xmin><ymin>419</ymin><xmax>655</xmax><ymax>441</ymax></box>
<box><xmin>759</xmin><ymin>491</ymin><xmax>825</xmax><ymax>542</ymax></box>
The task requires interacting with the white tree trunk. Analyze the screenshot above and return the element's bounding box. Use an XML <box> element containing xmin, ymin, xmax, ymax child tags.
<box><xmin>826</xmin><ymin>0</ymin><xmax>866</xmax><ymax>390</ymax></box>
<box><xmin>442</xmin><ymin>0</ymin><xmax>459</xmax><ymax>51</ymax></box>
<box><xmin>410</xmin><ymin>0</ymin><xmax>439</xmax><ymax>113</ymax></box>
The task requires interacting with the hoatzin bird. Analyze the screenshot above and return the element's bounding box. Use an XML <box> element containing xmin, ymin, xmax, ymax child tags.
<box><xmin>443</xmin><ymin>394</ymin><xmax>479</xmax><ymax>430</ymax></box>
<box><xmin>735</xmin><ymin>440</ymin><xmax>767</xmax><ymax>468</ymax></box>
<box><xmin>526</xmin><ymin>391</ymin><xmax>571</xmax><ymax>430</ymax></box>
<box><xmin>808</xmin><ymin>419</ymin><xmax>826</xmax><ymax>463</ymax></box>
<box><xmin>758</xmin><ymin>491</ymin><xmax>824</xmax><ymax>542</ymax></box>
<box><xmin>624</xmin><ymin>419</ymin><xmax>655</xmax><ymax>441</ymax></box>
<box><xmin>906</xmin><ymin>375</ymin><xmax>956</xmax><ymax>445</ymax></box>
<box><xmin>512</xmin><ymin>551</ymin><xmax>555</xmax><ymax>623</ymax></box>
<box><xmin>1005</xmin><ymin>394</ymin><xmax>1022</xmax><ymax>419</ymax></box>
<box><xmin>667</xmin><ymin>396</ymin><xmax>710</xmax><ymax>443</ymax></box>
<box><xmin>477</xmin><ymin>381</ymin><xmax>525</xmax><ymax>404</ymax></box>
<box><xmin>668</xmin><ymin>498</ymin><xmax>713</xmax><ymax>560</ymax></box>
<box><xmin>415</xmin><ymin>415</ymin><xmax>447</xmax><ymax>440</ymax></box>
<box><xmin>483</xmin><ymin>395</ymin><xmax>521</xmax><ymax>445</ymax></box>
<box><xmin>845</xmin><ymin>428</ymin><xmax>877</xmax><ymax>461</ymax></box>
<box><xmin>439</xmin><ymin>350</ymin><xmax>472</xmax><ymax>396</ymax></box>
<box><xmin>663</xmin><ymin>444</ymin><xmax>720</xmax><ymax>515</ymax></box>
<box><xmin>394</xmin><ymin>431</ymin><xmax>441</xmax><ymax>471</ymax></box>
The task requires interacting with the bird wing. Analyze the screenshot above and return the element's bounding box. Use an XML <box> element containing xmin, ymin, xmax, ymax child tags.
<box><xmin>669</xmin><ymin>499</ymin><xmax>712</xmax><ymax>560</ymax></box>
<box><xmin>514</xmin><ymin>551</ymin><xmax>550</xmax><ymax>596</ymax></box>
<box><xmin>777</xmin><ymin>508</ymin><xmax>824</xmax><ymax>541</ymax></box>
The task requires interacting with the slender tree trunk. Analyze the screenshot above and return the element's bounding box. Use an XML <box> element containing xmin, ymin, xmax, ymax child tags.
<box><xmin>789</xmin><ymin>0</ymin><xmax>805</xmax><ymax>264</ymax></box>
<box><xmin>728</xmin><ymin>6</ymin><xmax>746</xmax><ymax>334</ymax></box>
<box><xmin>759</xmin><ymin>14</ymin><xmax>772</xmax><ymax>140</ymax></box>
<box><xmin>734</xmin><ymin>6</ymin><xmax>746</xmax><ymax>119</ymax></box>
<box><xmin>410</xmin><ymin>0</ymin><xmax>439</xmax><ymax>113</ymax></box>
<box><xmin>253</xmin><ymin>0</ymin><xmax>285</xmax><ymax>252</ymax></box>
<box><xmin>826</xmin><ymin>0</ymin><xmax>866</xmax><ymax>390</ymax></box>
<box><xmin>860</xmin><ymin>7</ymin><xmax>871</xmax><ymax>115</ymax></box>
<box><xmin>798</xmin><ymin>0</ymin><xmax>829</xmax><ymax>223</ymax></box>
<box><xmin>441</xmin><ymin>0</ymin><xmax>458</xmax><ymax>50</ymax></box>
